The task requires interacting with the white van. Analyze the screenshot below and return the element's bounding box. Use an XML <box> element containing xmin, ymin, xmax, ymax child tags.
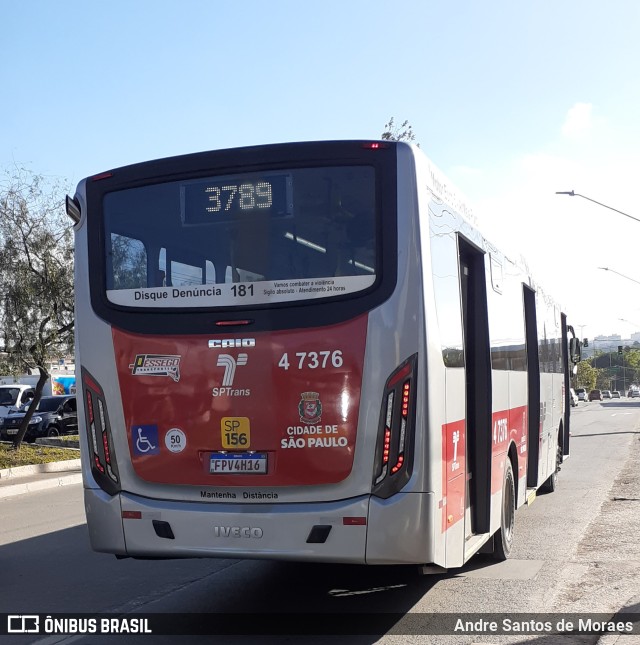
<box><xmin>0</xmin><ymin>384</ymin><xmax>36</xmax><ymax>419</ymax></box>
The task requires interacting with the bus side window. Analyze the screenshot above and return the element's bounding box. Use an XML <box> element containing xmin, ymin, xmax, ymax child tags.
<box><xmin>429</xmin><ymin>216</ymin><xmax>465</xmax><ymax>368</ymax></box>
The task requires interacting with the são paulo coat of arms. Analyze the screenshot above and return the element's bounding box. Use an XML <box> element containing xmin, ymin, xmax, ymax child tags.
<box><xmin>299</xmin><ymin>391</ymin><xmax>322</xmax><ymax>424</ymax></box>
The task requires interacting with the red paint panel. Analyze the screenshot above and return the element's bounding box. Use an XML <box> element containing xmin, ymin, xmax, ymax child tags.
<box><xmin>441</xmin><ymin>419</ymin><xmax>466</xmax><ymax>532</ymax></box>
<box><xmin>112</xmin><ymin>316</ymin><xmax>368</xmax><ymax>486</ymax></box>
<box><xmin>441</xmin><ymin>404</ymin><xmax>529</xmax><ymax>531</ymax></box>
<box><xmin>490</xmin><ymin>405</ymin><xmax>528</xmax><ymax>494</ymax></box>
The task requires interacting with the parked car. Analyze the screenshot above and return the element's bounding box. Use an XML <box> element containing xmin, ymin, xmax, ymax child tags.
<box><xmin>589</xmin><ymin>389</ymin><xmax>603</xmax><ymax>401</ymax></box>
<box><xmin>0</xmin><ymin>395</ymin><xmax>77</xmax><ymax>443</ymax></box>
<box><xmin>569</xmin><ymin>388</ymin><xmax>579</xmax><ymax>407</ymax></box>
<box><xmin>575</xmin><ymin>387</ymin><xmax>588</xmax><ymax>402</ymax></box>
<box><xmin>612</xmin><ymin>391</ymin><xmax>621</xmax><ymax>398</ymax></box>
<box><xmin>629</xmin><ymin>389</ymin><xmax>640</xmax><ymax>398</ymax></box>
<box><xmin>602</xmin><ymin>390</ymin><xmax>612</xmax><ymax>399</ymax></box>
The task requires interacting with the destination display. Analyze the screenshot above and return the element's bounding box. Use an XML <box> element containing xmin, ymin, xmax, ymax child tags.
<box><xmin>182</xmin><ymin>174</ymin><xmax>292</xmax><ymax>224</ymax></box>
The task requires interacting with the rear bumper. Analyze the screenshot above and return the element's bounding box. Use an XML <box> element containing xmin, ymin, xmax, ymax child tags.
<box><xmin>84</xmin><ymin>487</ymin><xmax>436</xmax><ymax>564</ymax></box>
<box><xmin>85</xmin><ymin>488</ymin><xmax>370</xmax><ymax>562</ymax></box>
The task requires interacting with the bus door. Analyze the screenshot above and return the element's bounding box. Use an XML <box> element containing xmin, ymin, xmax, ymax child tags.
<box><xmin>561</xmin><ymin>312</ymin><xmax>571</xmax><ymax>459</ymax></box>
<box><xmin>458</xmin><ymin>238</ymin><xmax>492</xmax><ymax>540</ymax></box>
<box><xmin>523</xmin><ymin>285</ymin><xmax>542</xmax><ymax>489</ymax></box>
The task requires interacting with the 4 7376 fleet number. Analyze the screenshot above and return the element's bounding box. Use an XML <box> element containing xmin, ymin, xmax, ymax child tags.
<box><xmin>278</xmin><ymin>350</ymin><xmax>343</xmax><ymax>370</ymax></box>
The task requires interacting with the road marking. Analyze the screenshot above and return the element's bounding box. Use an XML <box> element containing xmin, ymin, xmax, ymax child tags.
<box><xmin>611</xmin><ymin>413</ymin><xmax>633</xmax><ymax>416</ymax></box>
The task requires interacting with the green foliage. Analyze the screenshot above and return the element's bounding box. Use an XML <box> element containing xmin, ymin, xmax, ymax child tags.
<box><xmin>381</xmin><ymin>117</ymin><xmax>419</xmax><ymax>146</ymax></box>
<box><xmin>589</xmin><ymin>349</ymin><xmax>640</xmax><ymax>391</ymax></box>
<box><xmin>0</xmin><ymin>168</ymin><xmax>74</xmax><ymax>447</ymax></box>
<box><xmin>0</xmin><ymin>356</ymin><xmax>15</xmax><ymax>376</ymax></box>
<box><xmin>576</xmin><ymin>360</ymin><xmax>598</xmax><ymax>391</ymax></box>
<box><xmin>596</xmin><ymin>371</ymin><xmax>611</xmax><ymax>390</ymax></box>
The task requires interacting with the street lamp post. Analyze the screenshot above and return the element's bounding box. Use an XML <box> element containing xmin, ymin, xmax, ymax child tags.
<box><xmin>576</xmin><ymin>324</ymin><xmax>587</xmax><ymax>340</ymax></box>
<box><xmin>556</xmin><ymin>191</ymin><xmax>638</xmax><ymax>393</ymax></box>
<box><xmin>555</xmin><ymin>191</ymin><xmax>640</xmax><ymax>224</ymax></box>
<box><xmin>616</xmin><ymin>319</ymin><xmax>640</xmax><ymax>393</ymax></box>
<box><xmin>619</xmin><ymin>318</ymin><xmax>640</xmax><ymax>327</ymax></box>
<box><xmin>598</xmin><ymin>267</ymin><xmax>640</xmax><ymax>287</ymax></box>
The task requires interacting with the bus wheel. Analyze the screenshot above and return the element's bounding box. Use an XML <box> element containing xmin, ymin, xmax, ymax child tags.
<box><xmin>542</xmin><ymin>437</ymin><xmax>562</xmax><ymax>494</ymax></box>
<box><xmin>493</xmin><ymin>460</ymin><xmax>515</xmax><ymax>561</ymax></box>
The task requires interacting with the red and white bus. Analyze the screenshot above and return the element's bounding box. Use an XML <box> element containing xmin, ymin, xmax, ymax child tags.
<box><xmin>67</xmin><ymin>141</ymin><xmax>579</xmax><ymax>568</ymax></box>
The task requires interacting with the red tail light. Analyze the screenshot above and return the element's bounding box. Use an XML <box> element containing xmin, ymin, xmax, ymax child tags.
<box><xmin>372</xmin><ymin>354</ymin><xmax>418</xmax><ymax>498</ymax></box>
<box><xmin>82</xmin><ymin>368</ymin><xmax>120</xmax><ymax>495</ymax></box>
<box><xmin>91</xmin><ymin>171</ymin><xmax>113</xmax><ymax>181</ymax></box>
<box><xmin>361</xmin><ymin>142</ymin><xmax>390</xmax><ymax>150</ymax></box>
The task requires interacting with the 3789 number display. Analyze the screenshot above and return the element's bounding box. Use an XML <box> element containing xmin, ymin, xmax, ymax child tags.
<box><xmin>183</xmin><ymin>174</ymin><xmax>290</xmax><ymax>224</ymax></box>
<box><xmin>205</xmin><ymin>182</ymin><xmax>272</xmax><ymax>212</ymax></box>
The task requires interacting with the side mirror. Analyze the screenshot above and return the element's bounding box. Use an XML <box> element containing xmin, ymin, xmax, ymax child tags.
<box><xmin>569</xmin><ymin>337</ymin><xmax>582</xmax><ymax>363</ymax></box>
<box><xmin>66</xmin><ymin>195</ymin><xmax>81</xmax><ymax>223</ymax></box>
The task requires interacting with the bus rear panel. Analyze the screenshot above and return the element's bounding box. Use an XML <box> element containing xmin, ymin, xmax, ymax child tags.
<box><xmin>71</xmin><ymin>141</ymin><xmax>571</xmax><ymax>567</ymax></box>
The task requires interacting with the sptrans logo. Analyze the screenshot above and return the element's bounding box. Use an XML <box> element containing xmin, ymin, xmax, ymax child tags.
<box><xmin>210</xmin><ymin>338</ymin><xmax>254</xmax><ymax>397</ymax></box>
<box><xmin>212</xmin><ymin>353</ymin><xmax>250</xmax><ymax>397</ymax></box>
<box><xmin>217</xmin><ymin>353</ymin><xmax>248</xmax><ymax>387</ymax></box>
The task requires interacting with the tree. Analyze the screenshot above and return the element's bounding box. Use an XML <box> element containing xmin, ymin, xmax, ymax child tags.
<box><xmin>576</xmin><ymin>360</ymin><xmax>598</xmax><ymax>392</ymax></box>
<box><xmin>0</xmin><ymin>168</ymin><xmax>74</xmax><ymax>449</ymax></box>
<box><xmin>623</xmin><ymin>348</ymin><xmax>640</xmax><ymax>387</ymax></box>
<box><xmin>381</xmin><ymin>117</ymin><xmax>419</xmax><ymax>146</ymax></box>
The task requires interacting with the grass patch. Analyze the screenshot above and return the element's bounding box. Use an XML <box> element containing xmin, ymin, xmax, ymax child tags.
<box><xmin>56</xmin><ymin>435</ymin><xmax>80</xmax><ymax>443</ymax></box>
<box><xmin>0</xmin><ymin>442</ymin><xmax>79</xmax><ymax>469</ymax></box>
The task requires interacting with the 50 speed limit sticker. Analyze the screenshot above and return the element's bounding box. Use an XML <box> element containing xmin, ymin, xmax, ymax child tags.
<box><xmin>165</xmin><ymin>427</ymin><xmax>187</xmax><ymax>453</ymax></box>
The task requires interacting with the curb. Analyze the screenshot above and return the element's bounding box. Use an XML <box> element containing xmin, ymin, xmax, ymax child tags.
<box><xmin>35</xmin><ymin>438</ymin><xmax>80</xmax><ymax>449</ymax></box>
<box><xmin>0</xmin><ymin>458</ymin><xmax>81</xmax><ymax>480</ymax></box>
<box><xmin>0</xmin><ymin>471</ymin><xmax>83</xmax><ymax>499</ymax></box>
<box><xmin>0</xmin><ymin>458</ymin><xmax>83</xmax><ymax>499</ymax></box>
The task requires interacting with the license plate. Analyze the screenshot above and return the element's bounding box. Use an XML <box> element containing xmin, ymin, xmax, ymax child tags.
<box><xmin>6</xmin><ymin>429</ymin><xmax>18</xmax><ymax>435</ymax></box>
<box><xmin>210</xmin><ymin>453</ymin><xmax>267</xmax><ymax>474</ymax></box>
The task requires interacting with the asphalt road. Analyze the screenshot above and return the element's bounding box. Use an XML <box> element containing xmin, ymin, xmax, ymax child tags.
<box><xmin>1</xmin><ymin>398</ymin><xmax>639</xmax><ymax>644</ymax></box>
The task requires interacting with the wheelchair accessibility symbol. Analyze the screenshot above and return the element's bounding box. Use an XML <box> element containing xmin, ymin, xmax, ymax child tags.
<box><xmin>132</xmin><ymin>425</ymin><xmax>160</xmax><ymax>455</ymax></box>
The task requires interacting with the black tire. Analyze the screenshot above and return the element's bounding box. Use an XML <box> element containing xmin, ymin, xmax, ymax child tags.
<box><xmin>493</xmin><ymin>459</ymin><xmax>515</xmax><ymax>561</ymax></box>
<box><xmin>542</xmin><ymin>435</ymin><xmax>562</xmax><ymax>494</ymax></box>
<box><xmin>46</xmin><ymin>426</ymin><xmax>60</xmax><ymax>438</ymax></box>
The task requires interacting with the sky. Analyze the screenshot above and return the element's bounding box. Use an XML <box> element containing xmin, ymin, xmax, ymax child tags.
<box><xmin>2</xmin><ymin>0</ymin><xmax>640</xmax><ymax>340</ymax></box>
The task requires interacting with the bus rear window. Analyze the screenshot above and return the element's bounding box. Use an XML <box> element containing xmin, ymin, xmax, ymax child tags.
<box><xmin>103</xmin><ymin>166</ymin><xmax>377</xmax><ymax>308</ymax></box>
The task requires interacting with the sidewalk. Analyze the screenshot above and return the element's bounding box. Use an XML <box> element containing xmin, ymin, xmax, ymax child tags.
<box><xmin>0</xmin><ymin>458</ymin><xmax>82</xmax><ymax>499</ymax></box>
<box><xmin>551</xmin><ymin>432</ymin><xmax>640</xmax><ymax>644</ymax></box>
